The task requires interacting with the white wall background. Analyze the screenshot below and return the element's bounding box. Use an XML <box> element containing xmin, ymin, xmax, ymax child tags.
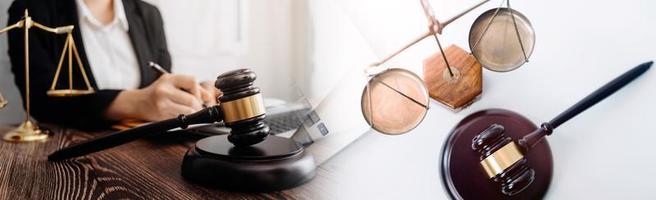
<box><xmin>143</xmin><ymin>0</ymin><xmax>306</xmax><ymax>100</ymax></box>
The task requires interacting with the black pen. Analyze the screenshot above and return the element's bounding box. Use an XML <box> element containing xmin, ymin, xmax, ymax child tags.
<box><xmin>148</xmin><ymin>61</ymin><xmax>169</xmax><ymax>74</ymax></box>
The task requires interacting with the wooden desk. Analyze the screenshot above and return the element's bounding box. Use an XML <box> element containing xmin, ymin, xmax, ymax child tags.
<box><xmin>0</xmin><ymin>125</ymin><xmax>333</xmax><ymax>200</ymax></box>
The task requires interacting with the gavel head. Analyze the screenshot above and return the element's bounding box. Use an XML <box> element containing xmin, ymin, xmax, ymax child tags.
<box><xmin>472</xmin><ymin>124</ymin><xmax>535</xmax><ymax>196</ymax></box>
<box><xmin>215</xmin><ymin>69</ymin><xmax>269</xmax><ymax>146</ymax></box>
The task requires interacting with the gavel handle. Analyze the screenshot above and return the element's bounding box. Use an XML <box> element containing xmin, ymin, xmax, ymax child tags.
<box><xmin>48</xmin><ymin>106</ymin><xmax>223</xmax><ymax>161</ymax></box>
<box><xmin>519</xmin><ymin>61</ymin><xmax>652</xmax><ymax>151</ymax></box>
<box><xmin>549</xmin><ymin>61</ymin><xmax>651</xmax><ymax>129</ymax></box>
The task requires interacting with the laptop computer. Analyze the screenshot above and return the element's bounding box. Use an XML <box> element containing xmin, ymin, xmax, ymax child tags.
<box><xmin>285</xmin><ymin>69</ymin><xmax>371</xmax><ymax>164</ymax></box>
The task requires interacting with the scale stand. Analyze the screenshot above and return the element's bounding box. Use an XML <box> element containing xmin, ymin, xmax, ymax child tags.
<box><xmin>1</xmin><ymin>10</ymin><xmax>94</xmax><ymax>142</ymax></box>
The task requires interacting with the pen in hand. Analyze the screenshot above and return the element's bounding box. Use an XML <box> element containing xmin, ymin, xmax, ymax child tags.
<box><xmin>149</xmin><ymin>61</ymin><xmax>207</xmax><ymax>108</ymax></box>
<box><xmin>149</xmin><ymin>61</ymin><xmax>169</xmax><ymax>75</ymax></box>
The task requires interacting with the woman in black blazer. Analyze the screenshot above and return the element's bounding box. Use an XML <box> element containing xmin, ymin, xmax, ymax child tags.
<box><xmin>7</xmin><ymin>0</ymin><xmax>220</xmax><ymax>130</ymax></box>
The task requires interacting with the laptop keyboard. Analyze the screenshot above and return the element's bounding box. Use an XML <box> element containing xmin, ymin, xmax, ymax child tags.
<box><xmin>265</xmin><ymin>109</ymin><xmax>306</xmax><ymax>134</ymax></box>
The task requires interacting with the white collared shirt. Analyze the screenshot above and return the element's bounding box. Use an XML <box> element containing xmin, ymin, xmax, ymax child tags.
<box><xmin>76</xmin><ymin>0</ymin><xmax>141</xmax><ymax>90</ymax></box>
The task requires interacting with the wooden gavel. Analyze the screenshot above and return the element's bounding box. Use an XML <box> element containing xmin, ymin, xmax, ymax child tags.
<box><xmin>472</xmin><ymin>61</ymin><xmax>651</xmax><ymax>196</ymax></box>
<box><xmin>49</xmin><ymin>69</ymin><xmax>270</xmax><ymax>161</ymax></box>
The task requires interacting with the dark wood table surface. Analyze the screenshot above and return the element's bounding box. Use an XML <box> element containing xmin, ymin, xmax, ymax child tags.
<box><xmin>0</xmin><ymin>124</ymin><xmax>335</xmax><ymax>200</ymax></box>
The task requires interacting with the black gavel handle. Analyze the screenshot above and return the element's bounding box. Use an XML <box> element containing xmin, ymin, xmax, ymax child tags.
<box><xmin>520</xmin><ymin>61</ymin><xmax>651</xmax><ymax>151</ymax></box>
<box><xmin>48</xmin><ymin>106</ymin><xmax>223</xmax><ymax>161</ymax></box>
<box><xmin>548</xmin><ymin>61</ymin><xmax>651</xmax><ymax>130</ymax></box>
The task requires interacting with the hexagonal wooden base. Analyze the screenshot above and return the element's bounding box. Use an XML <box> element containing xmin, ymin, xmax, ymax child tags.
<box><xmin>423</xmin><ymin>45</ymin><xmax>482</xmax><ymax>111</ymax></box>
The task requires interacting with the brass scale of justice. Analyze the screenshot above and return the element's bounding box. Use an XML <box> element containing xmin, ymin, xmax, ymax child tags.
<box><xmin>0</xmin><ymin>10</ymin><xmax>94</xmax><ymax>142</ymax></box>
<box><xmin>362</xmin><ymin>0</ymin><xmax>533</xmax><ymax>135</ymax></box>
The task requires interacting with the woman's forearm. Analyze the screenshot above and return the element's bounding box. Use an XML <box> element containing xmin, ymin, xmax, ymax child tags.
<box><xmin>105</xmin><ymin>90</ymin><xmax>144</xmax><ymax>121</ymax></box>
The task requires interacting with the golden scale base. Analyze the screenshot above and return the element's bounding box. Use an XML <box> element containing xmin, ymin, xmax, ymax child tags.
<box><xmin>3</xmin><ymin>120</ymin><xmax>49</xmax><ymax>142</ymax></box>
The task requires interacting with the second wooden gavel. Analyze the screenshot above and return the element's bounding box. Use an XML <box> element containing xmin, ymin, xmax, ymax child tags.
<box><xmin>472</xmin><ymin>61</ymin><xmax>651</xmax><ymax>196</ymax></box>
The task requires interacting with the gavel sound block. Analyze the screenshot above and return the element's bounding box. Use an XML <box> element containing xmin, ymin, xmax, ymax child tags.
<box><xmin>181</xmin><ymin>69</ymin><xmax>316</xmax><ymax>192</ymax></box>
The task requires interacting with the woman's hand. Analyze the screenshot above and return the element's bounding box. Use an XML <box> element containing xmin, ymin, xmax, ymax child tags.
<box><xmin>106</xmin><ymin>74</ymin><xmax>215</xmax><ymax>122</ymax></box>
<box><xmin>200</xmin><ymin>81</ymin><xmax>222</xmax><ymax>106</ymax></box>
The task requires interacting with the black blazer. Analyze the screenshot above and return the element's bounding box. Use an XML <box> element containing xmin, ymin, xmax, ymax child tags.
<box><xmin>7</xmin><ymin>0</ymin><xmax>171</xmax><ymax>130</ymax></box>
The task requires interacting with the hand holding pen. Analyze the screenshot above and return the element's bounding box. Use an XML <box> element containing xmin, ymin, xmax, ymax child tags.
<box><xmin>105</xmin><ymin>62</ymin><xmax>221</xmax><ymax>122</ymax></box>
<box><xmin>149</xmin><ymin>62</ymin><xmax>221</xmax><ymax>108</ymax></box>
